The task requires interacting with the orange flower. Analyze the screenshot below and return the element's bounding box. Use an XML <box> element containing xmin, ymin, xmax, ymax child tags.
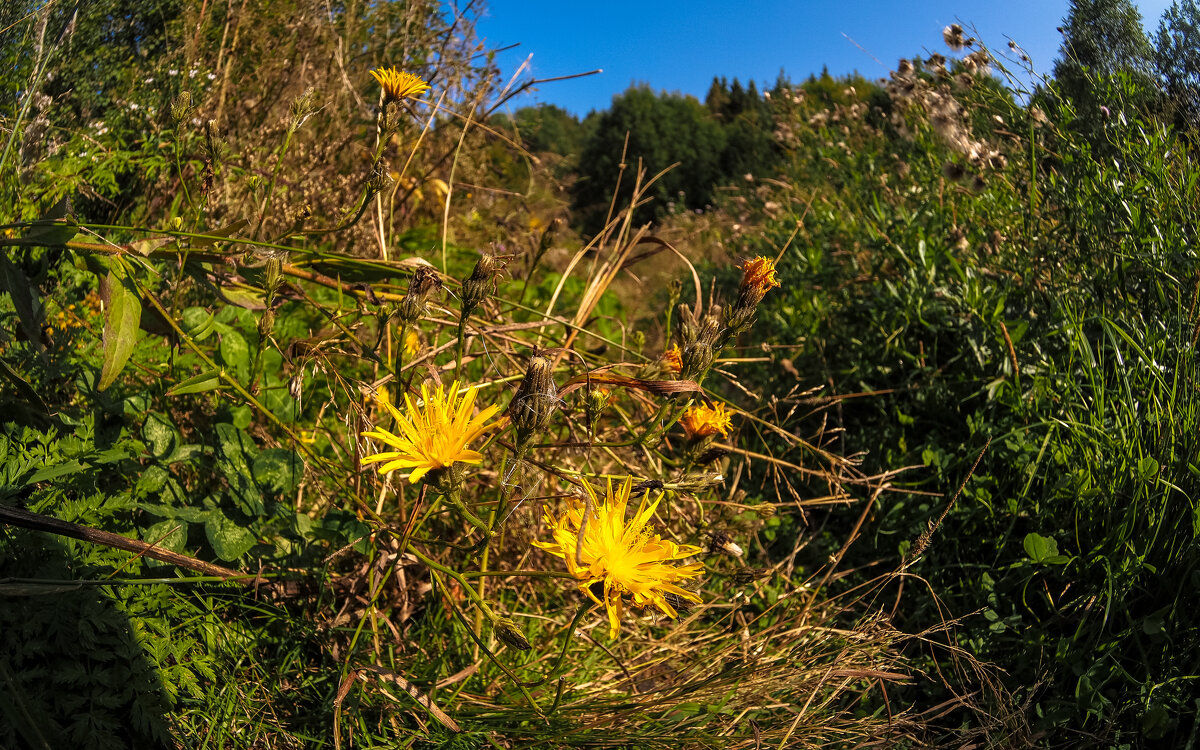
<box><xmin>662</xmin><ymin>344</ymin><xmax>683</xmax><ymax>374</ymax></box>
<box><xmin>739</xmin><ymin>256</ymin><xmax>781</xmax><ymax>296</ymax></box>
<box><xmin>679</xmin><ymin>402</ymin><xmax>732</xmax><ymax>439</ymax></box>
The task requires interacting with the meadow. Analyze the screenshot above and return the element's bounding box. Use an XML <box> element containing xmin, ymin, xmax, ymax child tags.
<box><xmin>1</xmin><ymin>2</ymin><xmax>1197</xmax><ymax>748</ymax></box>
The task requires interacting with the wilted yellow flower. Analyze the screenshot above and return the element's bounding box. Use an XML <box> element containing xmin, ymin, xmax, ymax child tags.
<box><xmin>361</xmin><ymin>380</ymin><xmax>501</xmax><ymax>484</ymax></box>
<box><xmin>679</xmin><ymin>402</ymin><xmax>732</xmax><ymax>439</ymax></box>
<box><xmin>662</xmin><ymin>344</ymin><xmax>683</xmax><ymax>374</ymax></box>
<box><xmin>534</xmin><ymin>478</ymin><xmax>703</xmax><ymax>639</ymax></box>
<box><xmin>739</xmin><ymin>256</ymin><xmax>781</xmax><ymax>296</ymax></box>
<box><xmin>403</xmin><ymin>329</ymin><xmax>420</xmax><ymax>357</ymax></box>
<box><xmin>369</xmin><ymin>67</ymin><xmax>431</xmax><ymax>101</ymax></box>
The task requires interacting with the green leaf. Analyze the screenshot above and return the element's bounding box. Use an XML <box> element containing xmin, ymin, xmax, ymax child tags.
<box><xmin>166</xmin><ymin>369</ymin><xmax>224</xmax><ymax>397</ymax></box>
<box><xmin>142</xmin><ymin>520</ymin><xmax>188</xmax><ymax>567</ymax></box>
<box><xmin>181</xmin><ymin>307</ymin><xmax>217</xmax><ymax>341</ymax></box>
<box><xmin>19</xmin><ymin>196</ymin><xmax>78</xmax><ymax>246</ymax></box>
<box><xmin>98</xmin><ymin>265</ymin><xmax>143</xmax><ymax>391</ymax></box>
<box><xmin>0</xmin><ymin>253</ymin><xmax>45</xmax><ymax>350</ymax></box>
<box><xmin>1137</xmin><ymin>456</ymin><xmax>1160</xmax><ymax>481</ymax></box>
<box><xmin>1023</xmin><ymin>532</ymin><xmax>1068</xmax><ymax>564</ymax></box>
<box><xmin>142</xmin><ymin>413</ymin><xmax>179</xmax><ymax>460</ymax></box>
<box><xmin>252</xmin><ymin>449</ymin><xmax>305</xmax><ymax>495</ymax></box>
<box><xmin>25</xmin><ymin>460</ymin><xmax>87</xmax><ymax>485</ymax></box>
<box><xmin>190</xmin><ymin>219</ymin><xmax>250</xmax><ymax>247</ymax></box>
<box><xmin>216</xmin><ymin>422</ymin><xmax>264</xmax><ymax>516</ymax></box>
<box><xmin>204</xmin><ymin>512</ymin><xmax>256</xmax><ymax>561</ymax></box>
<box><xmin>218</xmin><ymin>330</ymin><xmax>251</xmax><ymax>382</ymax></box>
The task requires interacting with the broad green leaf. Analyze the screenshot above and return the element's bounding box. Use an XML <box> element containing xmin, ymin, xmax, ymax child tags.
<box><xmin>98</xmin><ymin>266</ymin><xmax>143</xmax><ymax>391</ymax></box>
<box><xmin>1023</xmin><ymin>532</ymin><xmax>1068</xmax><ymax>565</ymax></box>
<box><xmin>218</xmin><ymin>330</ymin><xmax>251</xmax><ymax>382</ymax></box>
<box><xmin>142</xmin><ymin>413</ymin><xmax>180</xmax><ymax>460</ymax></box>
<box><xmin>216</xmin><ymin>422</ymin><xmax>264</xmax><ymax>516</ymax></box>
<box><xmin>143</xmin><ymin>520</ymin><xmax>188</xmax><ymax>565</ymax></box>
<box><xmin>204</xmin><ymin>512</ymin><xmax>256</xmax><ymax>561</ymax></box>
<box><xmin>253</xmin><ymin>449</ymin><xmax>305</xmax><ymax>495</ymax></box>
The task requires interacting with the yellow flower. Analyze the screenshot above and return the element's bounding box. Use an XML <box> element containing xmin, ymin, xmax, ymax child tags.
<box><xmin>369</xmin><ymin>67</ymin><xmax>431</xmax><ymax>101</ymax></box>
<box><xmin>662</xmin><ymin>344</ymin><xmax>683</xmax><ymax>374</ymax></box>
<box><xmin>361</xmin><ymin>380</ymin><xmax>501</xmax><ymax>484</ymax></box>
<box><xmin>679</xmin><ymin>402</ymin><xmax>732</xmax><ymax>439</ymax></box>
<box><xmin>403</xmin><ymin>329</ymin><xmax>420</xmax><ymax>358</ymax></box>
<box><xmin>534</xmin><ymin>478</ymin><xmax>703</xmax><ymax>639</ymax></box>
<box><xmin>739</xmin><ymin>256</ymin><xmax>781</xmax><ymax>295</ymax></box>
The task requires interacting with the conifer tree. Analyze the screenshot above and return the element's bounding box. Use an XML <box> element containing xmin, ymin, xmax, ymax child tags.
<box><xmin>1155</xmin><ymin>0</ymin><xmax>1200</xmax><ymax>133</ymax></box>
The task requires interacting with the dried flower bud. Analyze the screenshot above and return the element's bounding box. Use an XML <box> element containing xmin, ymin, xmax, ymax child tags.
<box><xmin>366</xmin><ymin>161</ymin><xmax>394</xmax><ymax>197</ymax></box>
<box><xmin>288</xmin><ymin>87</ymin><xmax>321</xmax><ymax>133</ymax></box>
<box><xmin>669</xmin><ymin>472</ymin><xmax>725</xmax><ymax>493</ymax></box>
<box><xmin>397</xmin><ymin>266</ymin><xmax>442</xmax><ymax>324</ymax></box>
<box><xmin>288</xmin><ymin>373</ymin><xmax>304</xmax><ymax>401</ymax></box>
<box><xmin>460</xmin><ymin>253</ymin><xmax>507</xmax><ymax>319</ymax></box>
<box><xmin>707</xmin><ymin>530</ymin><xmax>744</xmax><ymax>557</ymax></box>
<box><xmin>508</xmin><ymin>351</ymin><xmax>558</xmax><ymax>448</ymax></box>
<box><xmin>751</xmin><ymin>502</ymin><xmax>777</xmax><ymax>518</ymax></box>
<box><xmin>943</xmin><ymin>23</ymin><xmax>967</xmax><ymax>52</ymax></box>
<box><xmin>492</xmin><ymin>616</ymin><xmax>532</xmax><ymax>651</ymax></box>
<box><xmin>378</xmin><ymin>100</ymin><xmax>404</xmax><ymax>134</ymax></box>
<box><xmin>733</xmin><ymin>567</ymin><xmax>771</xmax><ymax>585</ymax></box>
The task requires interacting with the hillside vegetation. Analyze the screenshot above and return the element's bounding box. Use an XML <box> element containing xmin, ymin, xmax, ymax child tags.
<box><xmin>2</xmin><ymin>1</ymin><xmax>1198</xmax><ymax>747</ymax></box>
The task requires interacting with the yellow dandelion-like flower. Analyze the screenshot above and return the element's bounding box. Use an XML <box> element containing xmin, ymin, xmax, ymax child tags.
<box><xmin>361</xmin><ymin>380</ymin><xmax>501</xmax><ymax>484</ymax></box>
<box><xmin>740</xmin><ymin>256</ymin><xmax>782</xmax><ymax>295</ymax></box>
<box><xmin>534</xmin><ymin>477</ymin><xmax>703</xmax><ymax>639</ymax></box>
<box><xmin>403</xmin><ymin>329</ymin><xmax>421</xmax><ymax>358</ymax></box>
<box><xmin>662</xmin><ymin>344</ymin><xmax>683</xmax><ymax>374</ymax></box>
<box><xmin>679</xmin><ymin>402</ymin><xmax>732</xmax><ymax>439</ymax></box>
<box><xmin>369</xmin><ymin>67</ymin><xmax>431</xmax><ymax>101</ymax></box>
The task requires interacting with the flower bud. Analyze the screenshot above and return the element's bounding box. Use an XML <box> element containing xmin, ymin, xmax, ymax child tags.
<box><xmin>706</xmin><ymin>530</ymin><xmax>743</xmax><ymax>557</ymax></box>
<box><xmin>492</xmin><ymin>616</ymin><xmax>532</xmax><ymax>651</ymax></box>
<box><xmin>733</xmin><ymin>567</ymin><xmax>771</xmax><ymax>585</ymax></box>
<box><xmin>508</xmin><ymin>351</ymin><xmax>558</xmax><ymax>449</ymax></box>
<box><xmin>725</xmin><ymin>257</ymin><xmax>781</xmax><ymax>337</ymax></box>
<box><xmin>460</xmin><ymin>253</ymin><xmax>507</xmax><ymax>320</ymax></box>
<box><xmin>170</xmin><ymin>91</ymin><xmax>194</xmax><ymax>124</ymax></box>
<box><xmin>397</xmin><ymin>265</ymin><xmax>442</xmax><ymax>324</ymax></box>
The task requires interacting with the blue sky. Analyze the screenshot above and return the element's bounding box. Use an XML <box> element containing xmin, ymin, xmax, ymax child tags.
<box><xmin>476</xmin><ymin>1</ymin><xmax>1173</xmax><ymax>117</ymax></box>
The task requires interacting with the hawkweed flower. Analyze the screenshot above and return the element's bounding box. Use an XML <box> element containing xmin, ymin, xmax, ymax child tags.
<box><xmin>662</xmin><ymin>344</ymin><xmax>683</xmax><ymax>374</ymax></box>
<box><xmin>534</xmin><ymin>477</ymin><xmax>704</xmax><ymax>639</ymax></box>
<box><xmin>370</xmin><ymin>67</ymin><xmax>431</xmax><ymax>102</ymax></box>
<box><xmin>361</xmin><ymin>379</ymin><xmax>501</xmax><ymax>485</ymax></box>
<box><xmin>679</xmin><ymin>402</ymin><xmax>732</xmax><ymax>440</ymax></box>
